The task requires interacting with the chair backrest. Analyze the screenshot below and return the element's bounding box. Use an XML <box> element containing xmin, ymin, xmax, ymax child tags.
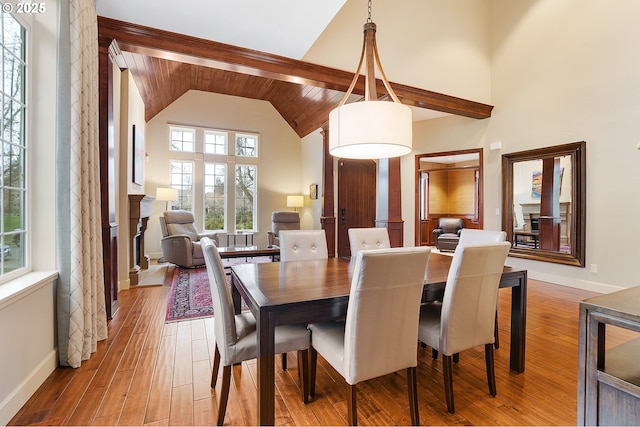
<box><xmin>164</xmin><ymin>210</ymin><xmax>199</xmax><ymax>241</ymax></box>
<box><xmin>343</xmin><ymin>246</ymin><xmax>431</xmax><ymax>384</ymax></box>
<box><xmin>530</xmin><ymin>216</ymin><xmax>539</xmax><ymax>232</ymax></box>
<box><xmin>439</xmin><ymin>242</ymin><xmax>511</xmax><ymax>355</ymax></box>
<box><xmin>438</xmin><ymin>217</ymin><xmax>463</xmax><ymax>234</ymax></box>
<box><xmin>271</xmin><ymin>211</ymin><xmax>300</xmax><ymax>236</ymax></box>
<box><xmin>348</xmin><ymin>227</ymin><xmax>391</xmax><ymax>258</ymax></box>
<box><xmin>279</xmin><ymin>230</ymin><xmax>328</xmax><ymax>261</ymax></box>
<box><xmin>201</xmin><ymin>237</ymin><xmax>240</xmax><ymax>365</ymax></box>
<box><xmin>458</xmin><ymin>229</ymin><xmax>506</xmax><ymax>245</ymax></box>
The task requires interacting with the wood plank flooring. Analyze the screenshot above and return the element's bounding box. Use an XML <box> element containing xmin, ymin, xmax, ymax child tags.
<box><xmin>9</xmin><ymin>270</ymin><xmax>614</xmax><ymax>426</ymax></box>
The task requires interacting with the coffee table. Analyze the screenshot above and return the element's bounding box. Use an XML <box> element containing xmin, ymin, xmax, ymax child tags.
<box><xmin>217</xmin><ymin>245</ymin><xmax>280</xmax><ymax>261</ymax></box>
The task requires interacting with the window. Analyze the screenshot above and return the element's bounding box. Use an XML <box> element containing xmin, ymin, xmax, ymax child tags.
<box><xmin>167</xmin><ymin>126</ymin><xmax>259</xmax><ymax>232</ymax></box>
<box><xmin>235</xmin><ymin>165</ymin><xmax>256</xmax><ymax>230</ymax></box>
<box><xmin>170</xmin><ymin>160</ymin><xmax>193</xmax><ymax>211</ymax></box>
<box><xmin>204</xmin><ymin>130</ymin><xmax>227</xmax><ymax>155</ymax></box>
<box><xmin>235</xmin><ymin>133</ymin><xmax>257</xmax><ymax>157</ymax></box>
<box><xmin>204</xmin><ymin>162</ymin><xmax>226</xmax><ymax>230</ymax></box>
<box><xmin>1</xmin><ymin>10</ymin><xmax>27</xmax><ymax>279</ymax></box>
<box><xmin>170</xmin><ymin>127</ymin><xmax>194</xmax><ymax>152</ymax></box>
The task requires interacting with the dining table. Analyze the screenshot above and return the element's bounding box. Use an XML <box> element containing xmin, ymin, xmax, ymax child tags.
<box><xmin>230</xmin><ymin>252</ymin><xmax>527</xmax><ymax>425</ymax></box>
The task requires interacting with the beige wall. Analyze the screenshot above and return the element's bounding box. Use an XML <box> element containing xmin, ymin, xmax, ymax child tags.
<box><xmin>144</xmin><ymin>90</ymin><xmax>303</xmax><ymax>257</ymax></box>
<box><xmin>0</xmin><ymin>4</ymin><xmax>59</xmax><ymax>423</ymax></box>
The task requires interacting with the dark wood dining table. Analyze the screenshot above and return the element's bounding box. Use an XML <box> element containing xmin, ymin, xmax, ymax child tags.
<box><xmin>230</xmin><ymin>252</ymin><xmax>527</xmax><ymax>425</ymax></box>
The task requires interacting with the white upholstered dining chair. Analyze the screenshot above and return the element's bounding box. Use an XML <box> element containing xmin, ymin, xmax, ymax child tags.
<box><xmin>417</xmin><ymin>242</ymin><xmax>511</xmax><ymax>414</ymax></box>
<box><xmin>308</xmin><ymin>246</ymin><xmax>431</xmax><ymax>426</ymax></box>
<box><xmin>200</xmin><ymin>237</ymin><xmax>311</xmax><ymax>425</ymax></box>
<box><xmin>459</xmin><ymin>228</ymin><xmax>507</xmax><ymax>349</ymax></box>
<box><xmin>348</xmin><ymin>227</ymin><xmax>391</xmax><ymax>258</ymax></box>
<box><xmin>278</xmin><ymin>229</ymin><xmax>328</xmax><ymax>261</ymax></box>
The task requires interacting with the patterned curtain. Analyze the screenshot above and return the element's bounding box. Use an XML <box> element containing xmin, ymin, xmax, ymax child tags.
<box><xmin>56</xmin><ymin>0</ymin><xmax>107</xmax><ymax>368</ymax></box>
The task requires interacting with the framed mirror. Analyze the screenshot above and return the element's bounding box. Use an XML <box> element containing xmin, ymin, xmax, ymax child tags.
<box><xmin>502</xmin><ymin>141</ymin><xmax>585</xmax><ymax>267</ymax></box>
<box><xmin>415</xmin><ymin>148</ymin><xmax>483</xmax><ymax>246</ymax></box>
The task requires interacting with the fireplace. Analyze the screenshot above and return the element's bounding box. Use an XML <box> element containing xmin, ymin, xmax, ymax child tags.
<box><xmin>129</xmin><ymin>194</ymin><xmax>154</xmax><ymax>286</ymax></box>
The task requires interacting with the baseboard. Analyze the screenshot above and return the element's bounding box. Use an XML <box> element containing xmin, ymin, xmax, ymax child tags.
<box><xmin>119</xmin><ymin>278</ymin><xmax>131</xmax><ymax>291</ymax></box>
<box><xmin>527</xmin><ymin>270</ymin><xmax>625</xmax><ymax>294</ymax></box>
<box><xmin>0</xmin><ymin>349</ymin><xmax>57</xmax><ymax>426</ymax></box>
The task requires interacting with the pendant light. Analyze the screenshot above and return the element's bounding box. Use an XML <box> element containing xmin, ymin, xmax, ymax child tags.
<box><xmin>329</xmin><ymin>0</ymin><xmax>412</xmax><ymax>159</ymax></box>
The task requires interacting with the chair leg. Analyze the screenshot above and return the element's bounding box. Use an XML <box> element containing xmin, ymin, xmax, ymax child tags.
<box><xmin>485</xmin><ymin>343</ymin><xmax>497</xmax><ymax>397</ymax></box>
<box><xmin>297</xmin><ymin>349</ymin><xmax>309</xmax><ymax>404</ymax></box>
<box><xmin>216</xmin><ymin>365</ymin><xmax>231</xmax><ymax>426</ymax></box>
<box><xmin>442</xmin><ymin>354</ymin><xmax>455</xmax><ymax>414</ymax></box>
<box><xmin>432</xmin><ymin>348</ymin><xmax>438</xmax><ymax>360</ymax></box>
<box><xmin>407</xmin><ymin>367</ymin><xmax>420</xmax><ymax>426</ymax></box>
<box><xmin>494</xmin><ymin>312</ymin><xmax>500</xmax><ymax>349</ymax></box>
<box><xmin>453</xmin><ymin>353</ymin><xmax>460</xmax><ymax>363</ymax></box>
<box><xmin>211</xmin><ymin>344</ymin><xmax>221</xmax><ymax>388</ymax></box>
<box><xmin>310</xmin><ymin>347</ymin><xmax>318</xmax><ymax>398</ymax></box>
<box><xmin>348</xmin><ymin>384</ymin><xmax>358</xmax><ymax>426</ymax></box>
<box><xmin>282</xmin><ymin>352</ymin><xmax>288</xmax><ymax>370</ymax></box>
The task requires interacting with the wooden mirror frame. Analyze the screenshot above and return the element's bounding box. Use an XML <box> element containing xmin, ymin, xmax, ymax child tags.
<box><xmin>415</xmin><ymin>148</ymin><xmax>483</xmax><ymax>246</ymax></box>
<box><xmin>502</xmin><ymin>141</ymin><xmax>586</xmax><ymax>267</ymax></box>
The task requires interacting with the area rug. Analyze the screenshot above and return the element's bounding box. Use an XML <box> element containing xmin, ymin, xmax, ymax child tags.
<box><xmin>164</xmin><ymin>256</ymin><xmax>272</xmax><ymax>323</ymax></box>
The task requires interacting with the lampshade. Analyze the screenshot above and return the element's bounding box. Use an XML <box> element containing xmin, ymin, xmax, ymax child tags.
<box><xmin>156</xmin><ymin>187</ymin><xmax>178</xmax><ymax>202</ymax></box>
<box><xmin>328</xmin><ymin>4</ymin><xmax>413</xmax><ymax>160</ymax></box>
<box><xmin>286</xmin><ymin>195</ymin><xmax>304</xmax><ymax>208</ymax></box>
<box><xmin>329</xmin><ymin>100</ymin><xmax>412</xmax><ymax>159</ymax></box>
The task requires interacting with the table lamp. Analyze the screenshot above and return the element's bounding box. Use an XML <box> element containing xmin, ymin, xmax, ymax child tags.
<box><xmin>286</xmin><ymin>195</ymin><xmax>304</xmax><ymax>212</ymax></box>
<box><xmin>156</xmin><ymin>187</ymin><xmax>178</xmax><ymax>212</ymax></box>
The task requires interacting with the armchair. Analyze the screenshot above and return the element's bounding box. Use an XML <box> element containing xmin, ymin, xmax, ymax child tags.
<box><xmin>160</xmin><ymin>210</ymin><xmax>218</xmax><ymax>268</ymax></box>
<box><xmin>267</xmin><ymin>211</ymin><xmax>300</xmax><ymax>246</ymax></box>
<box><xmin>432</xmin><ymin>218</ymin><xmax>463</xmax><ymax>252</ymax></box>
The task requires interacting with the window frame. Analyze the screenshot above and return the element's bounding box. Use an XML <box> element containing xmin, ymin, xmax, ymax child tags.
<box><xmin>0</xmin><ymin>9</ymin><xmax>29</xmax><ymax>283</ymax></box>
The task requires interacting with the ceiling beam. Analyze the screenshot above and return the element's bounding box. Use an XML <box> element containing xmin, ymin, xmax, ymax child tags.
<box><xmin>97</xmin><ymin>16</ymin><xmax>493</xmax><ymax>120</ymax></box>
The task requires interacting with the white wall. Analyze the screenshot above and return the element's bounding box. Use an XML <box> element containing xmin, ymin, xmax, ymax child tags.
<box><xmin>117</xmin><ymin>70</ymin><xmax>145</xmax><ymax>290</ymax></box>
<box><xmin>300</xmin><ymin>129</ymin><xmax>324</xmax><ymax>229</ymax></box>
<box><xmin>484</xmin><ymin>0</ymin><xmax>640</xmax><ymax>292</ymax></box>
<box><xmin>144</xmin><ymin>90</ymin><xmax>303</xmax><ymax>257</ymax></box>
<box><xmin>0</xmin><ymin>3</ymin><xmax>59</xmax><ymax>424</ymax></box>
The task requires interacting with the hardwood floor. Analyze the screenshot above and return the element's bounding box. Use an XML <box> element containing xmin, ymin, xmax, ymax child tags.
<box><xmin>10</xmin><ymin>272</ymin><xmax>607</xmax><ymax>426</ymax></box>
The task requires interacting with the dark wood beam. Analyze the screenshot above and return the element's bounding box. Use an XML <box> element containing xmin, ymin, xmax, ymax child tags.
<box><xmin>97</xmin><ymin>16</ymin><xmax>493</xmax><ymax>120</ymax></box>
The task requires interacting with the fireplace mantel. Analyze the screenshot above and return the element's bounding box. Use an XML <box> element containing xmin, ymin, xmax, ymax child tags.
<box><xmin>129</xmin><ymin>194</ymin><xmax>154</xmax><ymax>286</ymax></box>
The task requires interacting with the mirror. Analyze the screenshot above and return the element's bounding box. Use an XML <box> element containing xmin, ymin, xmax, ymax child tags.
<box><xmin>415</xmin><ymin>148</ymin><xmax>483</xmax><ymax>246</ymax></box>
<box><xmin>502</xmin><ymin>141</ymin><xmax>585</xmax><ymax>267</ymax></box>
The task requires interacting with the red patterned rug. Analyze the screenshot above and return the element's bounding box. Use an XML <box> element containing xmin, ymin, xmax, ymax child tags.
<box><xmin>165</xmin><ymin>267</ymin><xmax>213</xmax><ymax>323</ymax></box>
<box><xmin>164</xmin><ymin>257</ymin><xmax>271</xmax><ymax>323</ymax></box>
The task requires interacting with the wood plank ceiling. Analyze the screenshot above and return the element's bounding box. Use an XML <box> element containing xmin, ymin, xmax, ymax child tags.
<box><xmin>97</xmin><ymin>16</ymin><xmax>493</xmax><ymax>138</ymax></box>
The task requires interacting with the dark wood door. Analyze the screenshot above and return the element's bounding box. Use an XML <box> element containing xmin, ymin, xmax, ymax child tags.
<box><xmin>337</xmin><ymin>159</ymin><xmax>376</xmax><ymax>258</ymax></box>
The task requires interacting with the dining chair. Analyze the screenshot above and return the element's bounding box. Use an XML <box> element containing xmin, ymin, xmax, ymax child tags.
<box><xmin>417</xmin><ymin>241</ymin><xmax>511</xmax><ymax>414</ymax></box>
<box><xmin>459</xmin><ymin>228</ymin><xmax>507</xmax><ymax>349</ymax></box>
<box><xmin>348</xmin><ymin>227</ymin><xmax>391</xmax><ymax>258</ymax></box>
<box><xmin>201</xmin><ymin>237</ymin><xmax>311</xmax><ymax>425</ymax></box>
<box><xmin>308</xmin><ymin>246</ymin><xmax>431</xmax><ymax>426</ymax></box>
<box><xmin>279</xmin><ymin>229</ymin><xmax>328</xmax><ymax>261</ymax></box>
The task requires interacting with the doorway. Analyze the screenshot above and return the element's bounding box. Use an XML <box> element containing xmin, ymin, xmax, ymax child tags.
<box><xmin>415</xmin><ymin>149</ymin><xmax>483</xmax><ymax>246</ymax></box>
<box><xmin>337</xmin><ymin>159</ymin><xmax>376</xmax><ymax>258</ymax></box>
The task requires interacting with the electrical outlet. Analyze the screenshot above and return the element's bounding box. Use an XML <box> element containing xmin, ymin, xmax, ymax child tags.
<box><xmin>590</xmin><ymin>264</ymin><xmax>598</xmax><ymax>273</ymax></box>
<box><xmin>495</xmin><ymin>208</ymin><xmax>500</xmax><ymax>216</ymax></box>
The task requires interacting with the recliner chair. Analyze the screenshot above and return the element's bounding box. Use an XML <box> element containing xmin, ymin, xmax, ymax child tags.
<box><xmin>432</xmin><ymin>218</ymin><xmax>463</xmax><ymax>251</ymax></box>
<box><xmin>160</xmin><ymin>210</ymin><xmax>218</xmax><ymax>267</ymax></box>
<box><xmin>267</xmin><ymin>211</ymin><xmax>300</xmax><ymax>246</ymax></box>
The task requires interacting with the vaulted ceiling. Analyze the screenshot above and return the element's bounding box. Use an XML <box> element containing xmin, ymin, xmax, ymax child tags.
<box><xmin>97</xmin><ymin>17</ymin><xmax>493</xmax><ymax>138</ymax></box>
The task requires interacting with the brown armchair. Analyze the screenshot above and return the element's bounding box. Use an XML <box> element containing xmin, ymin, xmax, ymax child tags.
<box><xmin>432</xmin><ymin>218</ymin><xmax>463</xmax><ymax>252</ymax></box>
<box><xmin>160</xmin><ymin>210</ymin><xmax>219</xmax><ymax>267</ymax></box>
<box><xmin>267</xmin><ymin>211</ymin><xmax>300</xmax><ymax>246</ymax></box>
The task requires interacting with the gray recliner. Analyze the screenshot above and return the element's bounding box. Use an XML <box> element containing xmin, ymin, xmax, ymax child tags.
<box><xmin>160</xmin><ymin>210</ymin><xmax>218</xmax><ymax>267</ymax></box>
<box><xmin>267</xmin><ymin>211</ymin><xmax>300</xmax><ymax>246</ymax></box>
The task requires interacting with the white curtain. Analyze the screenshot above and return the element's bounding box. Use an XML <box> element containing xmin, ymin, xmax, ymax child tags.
<box><xmin>57</xmin><ymin>0</ymin><xmax>107</xmax><ymax>368</ymax></box>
